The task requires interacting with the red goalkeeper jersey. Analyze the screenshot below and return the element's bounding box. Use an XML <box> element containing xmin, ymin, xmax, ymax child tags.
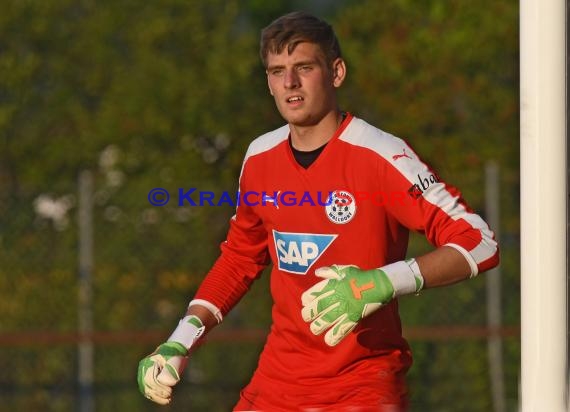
<box><xmin>195</xmin><ymin>114</ymin><xmax>499</xmax><ymax>411</ymax></box>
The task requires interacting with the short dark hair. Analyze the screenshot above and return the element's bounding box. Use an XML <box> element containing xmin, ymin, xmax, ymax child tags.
<box><xmin>260</xmin><ymin>11</ymin><xmax>342</xmax><ymax>68</ymax></box>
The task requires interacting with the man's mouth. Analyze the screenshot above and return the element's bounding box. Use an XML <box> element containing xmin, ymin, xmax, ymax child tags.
<box><xmin>287</xmin><ymin>96</ymin><xmax>304</xmax><ymax>103</ymax></box>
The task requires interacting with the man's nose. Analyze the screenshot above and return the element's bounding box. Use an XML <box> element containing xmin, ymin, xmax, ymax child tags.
<box><xmin>284</xmin><ymin>69</ymin><xmax>300</xmax><ymax>89</ymax></box>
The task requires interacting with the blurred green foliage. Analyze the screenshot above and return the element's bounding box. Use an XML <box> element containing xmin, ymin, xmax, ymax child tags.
<box><xmin>0</xmin><ymin>0</ymin><xmax>518</xmax><ymax>411</ymax></box>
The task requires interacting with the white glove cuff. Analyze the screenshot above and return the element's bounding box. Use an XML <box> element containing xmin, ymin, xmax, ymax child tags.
<box><xmin>168</xmin><ymin>315</ymin><xmax>206</xmax><ymax>350</ymax></box>
<box><xmin>382</xmin><ymin>259</ymin><xmax>424</xmax><ymax>297</ymax></box>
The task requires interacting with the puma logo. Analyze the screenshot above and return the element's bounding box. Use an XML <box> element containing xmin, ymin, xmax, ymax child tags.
<box><xmin>392</xmin><ymin>148</ymin><xmax>412</xmax><ymax>161</ymax></box>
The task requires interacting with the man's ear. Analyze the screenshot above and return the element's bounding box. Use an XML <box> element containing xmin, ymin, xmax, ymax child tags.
<box><xmin>332</xmin><ymin>58</ymin><xmax>347</xmax><ymax>88</ymax></box>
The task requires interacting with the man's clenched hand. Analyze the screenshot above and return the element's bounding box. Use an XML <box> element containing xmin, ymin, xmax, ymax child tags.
<box><xmin>302</xmin><ymin>261</ymin><xmax>423</xmax><ymax>346</ymax></box>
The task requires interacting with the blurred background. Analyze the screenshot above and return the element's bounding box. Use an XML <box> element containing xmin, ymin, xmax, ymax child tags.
<box><xmin>0</xmin><ymin>0</ymin><xmax>519</xmax><ymax>411</ymax></box>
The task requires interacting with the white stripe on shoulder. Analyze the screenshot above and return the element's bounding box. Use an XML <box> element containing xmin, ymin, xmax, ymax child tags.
<box><xmin>339</xmin><ymin>117</ymin><xmax>424</xmax><ymax>177</ymax></box>
<box><xmin>238</xmin><ymin>124</ymin><xmax>289</xmax><ymax>184</ymax></box>
<box><xmin>340</xmin><ymin>117</ymin><xmax>450</xmax><ymax>199</ymax></box>
<box><xmin>244</xmin><ymin>124</ymin><xmax>290</xmax><ymax>162</ymax></box>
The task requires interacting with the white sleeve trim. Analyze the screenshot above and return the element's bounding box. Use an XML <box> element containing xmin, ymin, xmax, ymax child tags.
<box><xmin>188</xmin><ymin>299</ymin><xmax>223</xmax><ymax>323</ymax></box>
<box><xmin>445</xmin><ymin>243</ymin><xmax>479</xmax><ymax>278</ymax></box>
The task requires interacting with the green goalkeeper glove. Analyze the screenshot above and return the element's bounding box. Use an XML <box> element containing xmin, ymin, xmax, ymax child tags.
<box><xmin>301</xmin><ymin>260</ymin><xmax>424</xmax><ymax>347</ymax></box>
<box><xmin>137</xmin><ymin>315</ymin><xmax>205</xmax><ymax>405</ymax></box>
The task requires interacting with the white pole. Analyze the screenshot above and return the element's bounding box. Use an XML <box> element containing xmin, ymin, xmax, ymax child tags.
<box><xmin>520</xmin><ymin>0</ymin><xmax>567</xmax><ymax>411</ymax></box>
<box><xmin>78</xmin><ymin>170</ymin><xmax>94</xmax><ymax>412</ymax></box>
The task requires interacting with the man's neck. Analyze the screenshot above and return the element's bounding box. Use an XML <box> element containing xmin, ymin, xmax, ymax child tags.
<box><xmin>289</xmin><ymin>110</ymin><xmax>343</xmax><ymax>151</ymax></box>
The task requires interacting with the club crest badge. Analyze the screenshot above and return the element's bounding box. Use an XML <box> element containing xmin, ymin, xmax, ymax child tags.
<box><xmin>325</xmin><ymin>190</ymin><xmax>356</xmax><ymax>224</ymax></box>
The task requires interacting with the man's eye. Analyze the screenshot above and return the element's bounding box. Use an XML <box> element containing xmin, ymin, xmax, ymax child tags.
<box><xmin>298</xmin><ymin>65</ymin><xmax>312</xmax><ymax>72</ymax></box>
<box><xmin>270</xmin><ymin>69</ymin><xmax>284</xmax><ymax>76</ymax></box>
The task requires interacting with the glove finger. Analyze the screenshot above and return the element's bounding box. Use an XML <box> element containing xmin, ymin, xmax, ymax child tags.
<box><xmin>144</xmin><ymin>386</ymin><xmax>172</xmax><ymax>405</ymax></box>
<box><xmin>309</xmin><ymin>302</ymin><xmax>341</xmax><ymax>335</ymax></box>
<box><xmin>301</xmin><ymin>278</ymin><xmax>332</xmax><ymax>306</ymax></box>
<box><xmin>301</xmin><ymin>288</ymin><xmax>335</xmax><ymax>321</ymax></box>
<box><xmin>137</xmin><ymin>357</ymin><xmax>153</xmax><ymax>395</ymax></box>
<box><xmin>147</xmin><ymin>362</ymin><xmax>173</xmax><ymax>393</ymax></box>
<box><xmin>314</xmin><ymin>264</ymin><xmax>358</xmax><ymax>280</ymax></box>
<box><xmin>157</xmin><ymin>356</ymin><xmax>187</xmax><ymax>386</ymax></box>
<box><xmin>313</xmin><ymin>266</ymin><xmax>342</xmax><ymax>280</ymax></box>
<box><xmin>324</xmin><ymin>316</ymin><xmax>357</xmax><ymax>347</ymax></box>
<box><xmin>138</xmin><ymin>356</ymin><xmax>169</xmax><ymax>395</ymax></box>
<box><xmin>147</xmin><ymin>383</ymin><xmax>172</xmax><ymax>401</ymax></box>
<box><xmin>139</xmin><ymin>364</ymin><xmax>172</xmax><ymax>403</ymax></box>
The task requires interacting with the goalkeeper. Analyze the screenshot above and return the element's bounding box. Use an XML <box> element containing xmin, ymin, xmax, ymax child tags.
<box><xmin>138</xmin><ymin>11</ymin><xmax>499</xmax><ymax>411</ymax></box>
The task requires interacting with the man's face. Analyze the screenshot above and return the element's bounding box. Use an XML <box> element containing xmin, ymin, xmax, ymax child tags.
<box><xmin>265</xmin><ymin>42</ymin><xmax>345</xmax><ymax>127</ymax></box>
